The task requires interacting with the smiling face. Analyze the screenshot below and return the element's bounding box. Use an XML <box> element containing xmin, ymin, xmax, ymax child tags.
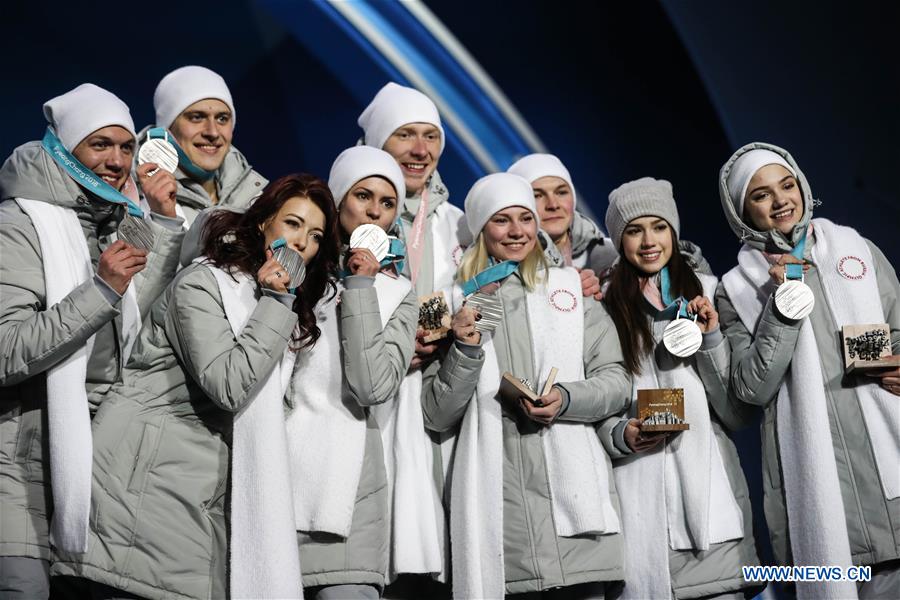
<box><xmin>743</xmin><ymin>164</ymin><xmax>804</xmax><ymax>235</ymax></box>
<box><xmin>381</xmin><ymin>122</ymin><xmax>441</xmax><ymax>197</ymax></box>
<box><xmin>532</xmin><ymin>175</ymin><xmax>574</xmax><ymax>243</ymax></box>
<box><xmin>620</xmin><ymin>216</ymin><xmax>674</xmax><ymax>275</ymax></box>
<box><xmin>482</xmin><ymin>206</ymin><xmax>538</xmax><ymax>262</ymax></box>
<box><xmin>338</xmin><ymin>175</ymin><xmax>399</xmax><ymax>237</ymax></box>
<box><xmin>72</xmin><ymin>125</ymin><xmax>135</xmax><ymax>191</ymax></box>
<box><xmin>169</xmin><ymin>98</ymin><xmax>234</xmax><ymax>172</ymax></box>
<box><xmin>260</xmin><ymin>196</ymin><xmax>326</xmax><ymax>265</ymax></box>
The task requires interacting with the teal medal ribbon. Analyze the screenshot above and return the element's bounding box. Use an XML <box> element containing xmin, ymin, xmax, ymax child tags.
<box><xmin>659</xmin><ymin>266</ymin><xmax>690</xmax><ymax>319</ymax></box>
<box><xmin>773</xmin><ymin>230</ymin><xmax>815</xmax><ymax>320</ymax></box>
<box><xmin>784</xmin><ymin>232</ymin><xmax>807</xmax><ymax>281</ymax></box>
<box><xmin>146</xmin><ymin>127</ymin><xmax>216</xmax><ymax>182</ymax></box>
<box><xmin>42</xmin><ymin>127</ymin><xmax>143</xmax><ymax>217</ymax></box>
<box><xmin>461</xmin><ymin>260</ymin><xmax>519</xmax><ymax>297</ymax></box>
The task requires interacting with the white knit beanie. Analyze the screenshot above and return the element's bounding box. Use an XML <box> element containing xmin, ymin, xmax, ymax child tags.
<box><xmin>43</xmin><ymin>84</ymin><xmax>135</xmax><ymax>152</ymax></box>
<box><xmin>464</xmin><ymin>172</ymin><xmax>538</xmax><ymax>239</ymax></box>
<box><xmin>357</xmin><ymin>82</ymin><xmax>445</xmax><ymax>154</ymax></box>
<box><xmin>328</xmin><ymin>146</ymin><xmax>406</xmax><ymax>208</ymax></box>
<box><xmin>507</xmin><ymin>153</ymin><xmax>577</xmax><ymax>207</ymax></box>
<box><xmin>605</xmin><ymin>177</ymin><xmax>680</xmax><ymax>251</ymax></box>
<box><xmin>154</xmin><ymin>66</ymin><xmax>236</xmax><ymax>129</ymax></box>
<box><xmin>726</xmin><ymin>149</ymin><xmax>796</xmax><ymax>216</ymax></box>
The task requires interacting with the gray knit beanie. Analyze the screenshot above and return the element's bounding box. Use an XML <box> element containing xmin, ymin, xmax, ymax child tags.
<box><xmin>605</xmin><ymin>177</ymin><xmax>680</xmax><ymax>250</ymax></box>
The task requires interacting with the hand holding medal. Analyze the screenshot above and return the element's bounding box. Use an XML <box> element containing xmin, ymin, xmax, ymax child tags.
<box><xmin>269</xmin><ymin>237</ymin><xmax>306</xmax><ymax>291</ymax></box>
<box><xmin>771</xmin><ymin>235</ymin><xmax>815</xmax><ymax>321</ymax></box>
<box><xmin>137</xmin><ymin>131</ymin><xmax>179</xmax><ymax>218</ymax></box>
<box><xmin>347</xmin><ymin>223</ymin><xmax>388</xmax><ymax>277</ymax></box>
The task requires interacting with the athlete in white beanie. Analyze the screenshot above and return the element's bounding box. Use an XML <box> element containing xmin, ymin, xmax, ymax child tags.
<box><xmin>328</xmin><ymin>145</ymin><xmax>405</xmax><ymax>210</ymax></box>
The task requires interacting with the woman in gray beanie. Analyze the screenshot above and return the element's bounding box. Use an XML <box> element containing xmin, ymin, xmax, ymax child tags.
<box><xmin>716</xmin><ymin>142</ymin><xmax>900</xmax><ymax>598</ymax></box>
<box><xmin>598</xmin><ymin>177</ymin><xmax>762</xmax><ymax>600</ymax></box>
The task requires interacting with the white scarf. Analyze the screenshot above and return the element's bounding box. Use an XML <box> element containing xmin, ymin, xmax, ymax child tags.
<box><xmin>721</xmin><ymin>217</ymin><xmax>898</xmax><ymax>599</ymax></box>
<box><xmin>204</xmin><ymin>261</ymin><xmax>302</xmax><ymax>599</ymax></box>
<box><xmin>287</xmin><ymin>273</ymin><xmax>410</xmax><ymax>537</ymax></box>
<box><xmin>615</xmin><ymin>274</ymin><xmax>744</xmax><ymax>600</ymax></box>
<box><xmin>449</xmin><ymin>267</ymin><xmax>620</xmax><ymax>600</ymax></box>
<box><xmin>15</xmin><ymin>198</ymin><xmax>139</xmax><ymax>554</ymax></box>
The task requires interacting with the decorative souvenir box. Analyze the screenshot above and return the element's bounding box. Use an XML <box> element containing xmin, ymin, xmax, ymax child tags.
<box><xmin>841</xmin><ymin>324</ymin><xmax>900</xmax><ymax>375</ymax></box>
<box><xmin>637</xmin><ymin>388</ymin><xmax>690</xmax><ymax>432</ymax></box>
<box><xmin>418</xmin><ymin>292</ymin><xmax>451</xmax><ymax>343</ymax></box>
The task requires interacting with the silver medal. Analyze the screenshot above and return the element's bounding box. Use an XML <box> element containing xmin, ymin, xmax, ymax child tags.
<box><xmin>272</xmin><ymin>244</ymin><xmax>306</xmax><ymax>289</ymax></box>
<box><xmin>775</xmin><ymin>278</ymin><xmax>815</xmax><ymax>320</ymax></box>
<box><xmin>465</xmin><ymin>291</ymin><xmax>504</xmax><ymax>334</ymax></box>
<box><xmin>349</xmin><ymin>223</ymin><xmax>390</xmax><ymax>262</ymax></box>
<box><xmin>663</xmin><ymin>318</ymin><xmax>703</xmax><ymax>358</ymax></box>
<box><xmin>138</xmin><ymin>138</ymin><xmax>179</xmax><ymax>175</ymax></box>
<box><xmin>117</xmin><ymin>213</ymin><xmax>156</xmax><ymax>251</ymax></box>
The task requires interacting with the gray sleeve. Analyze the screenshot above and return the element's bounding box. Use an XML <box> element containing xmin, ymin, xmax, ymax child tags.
<box><xmin>715</xmin><ymin>282</ymin><xmax>802</xmax><ymax>408</ymax></box>
<box><xmin>0</xmin><ymin>212</ymin><xmax>119</xmax><ymax>387</ymax></box>
<box><xmin>261</xmin><ymin>288</ymin><xmax>297</xmax><ymax>308</ymax></box>
<box><xmin>556</xmin><ymin>297</ymin><xmax>631</xmax><ymax>422</ymax></box>
<box><xmin>867</xmin><ymin>240</ymin><xmax>900</xmax><ymax>353</ymax></box>
<box><xmin>130</xmin><ymin>218</ymin><xmax>186</xmax><ymax>320</ymax></box>
<box><xmin>340</xmin><ymin>287</ymin><xmax>417</xmax><ymax>407</ymax></box>
<box><xmin>694</xmin><ymin>326</ymin><xmax>759</xmax><ymax>430</ymax></box>
<box><xmin>166</xmin><ymin>267</ymin><xmax>298</xmax><ymax>412</ymax></box>
<box><xmin>421</xmin><ymin>342</ymin><xmax>484</xmax><ymax>432</ymax></box>
<box><xmin>148</xmin><ymin>212</ymin><xmax>186</xmax><ymax>232</ymax></box>
<box><xmin>596</xmin><ymin>416</ymin><xmax>633</xmax><ymax>459</ymax></box>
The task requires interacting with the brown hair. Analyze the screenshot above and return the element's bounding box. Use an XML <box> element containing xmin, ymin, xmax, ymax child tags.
<box><xmin>202</xmin><ymin>174</ymin><xmax>340</xmax><ymax>349</ymax></box>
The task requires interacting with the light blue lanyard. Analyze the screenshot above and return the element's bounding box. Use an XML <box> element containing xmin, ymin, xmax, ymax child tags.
<box><xmin>461</xmin><ymin>260</ymin><xmax>519</xmax><ymax>296</ymax></box>
<box><xmin>41</xmin><ymin>127</ymin><xmax>143</xmax><ymax>217</ymax></box>
<box><xmin>785</xmin><ymin>232</ymin><xmax>807</xmax><ymax>281</ymax></box>
<box><xmin>659</xmin><ymin>266</ymin><xmax>690</xmax><ymax>318</ymax></box>
<box><xmin>145</xmin><ymin>127</ymin><xmax>216</xmax><ymax>182</ymax></box>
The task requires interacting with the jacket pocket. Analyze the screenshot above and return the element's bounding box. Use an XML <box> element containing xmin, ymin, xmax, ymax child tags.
<box><xmin>126</xmin><ymin>422</ymin><xmax>162</xmax><ymax>494</ymax></box>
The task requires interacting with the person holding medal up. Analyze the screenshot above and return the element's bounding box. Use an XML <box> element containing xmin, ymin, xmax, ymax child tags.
<box><xmin>137</xmin><ymin>65</ymin><xmax>267</xmax><ymax>227</ymax></box>
<box><xmin>596</xmin><ymin>177</ymin><xmax>762</xmax><ymax>600</ymax></box>
<box><xmin>0</xmin><ymin>84</ymin><xmax>185</xmax><ymax>599</ymax></box>
<box><xmin>717</xmin><ymin>143</ymin><xmax>900</xmax><ymax>598</ymax></box>
<box><xmin>286</xmin><ymin>145</ymin><xmax>417</xmax><ymax>600</ymax></box>
<box><xmin>421</xmin><ymin>172</ymin><xmax>629</xmax><ymax>599</ymax></box>
<box><xmin>51</xmin><ymin>173</ymin><xmax>341</xmax><ymax>599</ymax></box>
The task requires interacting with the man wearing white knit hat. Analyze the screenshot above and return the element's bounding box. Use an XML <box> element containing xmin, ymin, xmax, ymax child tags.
<box><xmin>0</xmin><ymin>84</ymin><xmax>185</xmax><ymax>598</ymax></box>
<box><xmin>139</xmin><ymin>65</ymin><xmax>267</xmax><ymax>226</ymax></box>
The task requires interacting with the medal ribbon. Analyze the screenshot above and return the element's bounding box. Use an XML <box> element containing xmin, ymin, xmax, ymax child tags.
<box><xmin>337</xmin><ymin>237</ymin><xmax>407</xmax><ymax>279</ymax></box>
<box><xmin>461</xmin><ymin>260</ymin><xmax>519</xmax><ymax>297</ymax></box>
<box><xmin>41</xmin><ymin>127</ymin><xmax>143</xmax><ymax>217</ymax></box>
<box><xmin>146</xmin><ymin>127</ymin><xmax>216</xmax><ymax>182</ymax></box>
<box><xmin>659</xmin><ymin>266</ymin><xmax>690</xmax><ymax>319</ymax></box>
<box><xmin>406</xmin><ymin>187</ymin><xmax>428</xmax><ymax>285</ymax></box>
<box><xmin>785</xmin><ymin>232</ymin><xmax>807</xmax><ymax>281</ymax></box>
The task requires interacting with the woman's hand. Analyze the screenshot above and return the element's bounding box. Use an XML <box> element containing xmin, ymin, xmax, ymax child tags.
<box><xmin>346</xmin><ymin>247</ymin><xmax>380</xmax><ymax>277</ymax></box>
<box><xmin>519</xmin><ymin>386</ymin><xmax>563</xmax><ymax>425</ymax></box>
<box><xmin>579</xmin><ymin>268</ymin><xmax>602</xmax><ymax>300</ymax></box>
<box><xmin>687</xmin><ymin>295</ymin><xmax>718</xmax><ymax>333</ymax></box>
<box><xmin>257</xmin><ymin>248</ymin><xmax>289</xmax><ymax>293</ymax></box>
<box><xmin>866</xmin><ymin>366</ymin><xmax>900</xmax><ymax>396</ymax></box>
<box><xmin>451</xmin><ymin>305</ymin><xmax>481</xmax><ymax>345</ymax></box>
<box><xmin>768</xmin><ymin>254</ymin><xmax>810</xmax><ymax>286</ymax></box>
<box><xmin>137</xmin><ymin>162</ymin><xmax>178</xmax><ymax>218</ymax></box>
<box><xmin>409</xmin><ymin>328</ymin><xmax>443</xmax><ymax>371</ymax></box>
<box><xmin>624</xmin><ymin>418</ymin><xmax>668</xmax><ymax>453</ymax></box>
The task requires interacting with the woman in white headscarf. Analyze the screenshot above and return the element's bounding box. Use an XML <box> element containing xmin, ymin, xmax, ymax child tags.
<box><xmin>716</xmin><ymin>142</ymin><xmax>900</xmax><ymax>599</ymax></box>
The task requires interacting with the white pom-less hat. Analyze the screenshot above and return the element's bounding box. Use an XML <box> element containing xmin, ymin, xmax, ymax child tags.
<box><xmin>463</xmin><ymin>172</ymin><xmax>538</xmax><ymax>239</ymax></box>
<box><xmin>328</xmin><ymin>146</ymin><xmax>406</xmax><ymax>208</ymax></box>
<box><xmin>43</xmin><ymin>84</ymin><xmax>136</xmax><ymax>151</ymax></box>
<box><xmin>507</xmin><ymin>153</ymin><xmax>577</xmax><ymax>207</ymax></box>
<box><xmin>154</xmin><ymin>66</ymin><xmax>235</xmax><ymax>129</ymax></box>
<box><xmin>726</xmin><ymin>149</ymin><xmax>795</xmax><ymax>216</ymax></box>
<box><xmin>358</xmin><ymin>82</ymin><xmax>445</xmax><ymax>154</ymax></box>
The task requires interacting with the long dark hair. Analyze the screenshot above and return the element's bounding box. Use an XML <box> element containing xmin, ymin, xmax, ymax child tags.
<box><xmin>202</xmin><ymin>174</ymin><xmax>340</xmax><ymax>350</ymax></box>
<box><xmin>603</xmin><ymin>229</ymin><xmax>702</xmax><ymax>374</ymax></box>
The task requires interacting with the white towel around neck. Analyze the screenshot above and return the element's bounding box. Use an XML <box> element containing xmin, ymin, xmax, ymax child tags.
<box><xmin>614</xmin><ymin>274</ymin><xmax>744</xmax><ymax>600</ymax></box>
<box><xmin>287</xmin><ymin>272</ymin><xmax>410</xmax><ymax>537</ymax></box>
<box><xmin>721</xmin><ymin>217</ymin><xmax>899</xmax><ymax>599</ymax></box>
<box><xmin>15</xmin><ymin>198</ymin><xmax>140</xmax><ymax>554</ymax></box>
<box><xmin>203</xmin><ymin>260</ymin><xmax>302</xmax><ymax>599</ymax></box>
<box><xmin>449</xmin><ymin>267</ymin><xmax>620</xmax><ymax>600</ymax></box>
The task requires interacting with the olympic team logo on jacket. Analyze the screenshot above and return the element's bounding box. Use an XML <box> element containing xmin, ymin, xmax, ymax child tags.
<box><xmin>451</xmin><ymin>244</ymin><xmax>465</xmax><ymax>267</ymax></box>
<box><xmin>549</xmin><ymin>288</ymin><xmax>578</xmax><ymax>312</ymax></box>
<box><xmin>837</xmin><ymin>255</ymin><xmax>867</xmax><ymax>280</ymax></box>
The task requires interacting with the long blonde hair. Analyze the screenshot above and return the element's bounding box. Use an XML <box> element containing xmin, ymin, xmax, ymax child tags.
<box><xmin>456</xmin><ymin>233</ymin><xmax>548</xmax><ymax>292</ymax></box>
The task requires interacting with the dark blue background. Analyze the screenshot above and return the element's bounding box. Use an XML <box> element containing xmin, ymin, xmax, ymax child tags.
<box><xmin>3</xmin><ymin>1</ymin><xmax>898</xmax><ymax>588</ymax></box>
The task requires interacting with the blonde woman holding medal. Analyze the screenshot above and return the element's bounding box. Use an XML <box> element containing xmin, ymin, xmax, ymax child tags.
<box><xmin>596</xmin><ymin>177</ymin><xmax>761</xmax><ymax>600</ymax></box>
<box><xmin>285</xmin><ymin>146</ymin><xmax>417</xmax><ymax>600</ymax></box>
<box><xmin>136</xmin><ymin>65</ymin><xmax>267</xmax><ymax>227</ymax></box>
<box><xmin>51</xmin><ymin>173</ymin><xmax>340</xmax><ymax>599</ymax></box>
<box><xmin>0</xmin><ymin>84</ymin><xmax>185</xmax><ymax>599</ymax></box>
<box><xmin>717</xmin><ymin>142</ymin><xmax>900</xmax><ymax>598</ymax></box>
<box><xmin>421</xmin><ymin>172</ymin><xmax>629</xmax><ymax>599</ymax></box>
